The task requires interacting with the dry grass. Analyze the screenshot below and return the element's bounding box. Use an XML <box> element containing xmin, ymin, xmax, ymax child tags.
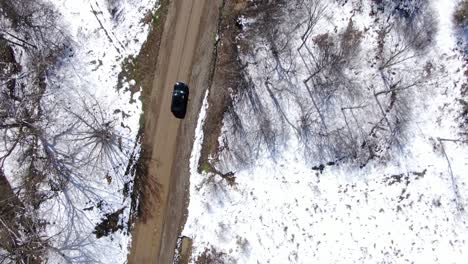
<box><xmin>454</xmin><ymin>0</ymin><xmax>468</xmax><ymax>27</ymax></box>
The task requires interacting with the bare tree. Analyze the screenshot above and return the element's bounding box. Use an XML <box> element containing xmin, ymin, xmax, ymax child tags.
<box><xmin>0</xmin><ymin>0</ymin><xmax>135</xmax><ymax>261</ymax></box>
<box><xmin>216</xmin><ymin>0</ymin><xmax>439</xmax><ymax>172</ymax></box>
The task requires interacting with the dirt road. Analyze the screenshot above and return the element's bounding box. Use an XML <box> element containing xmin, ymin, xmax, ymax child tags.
<box><xmin>128</xmin><ymin>0</ymin><xmax>220</xmax><ymax>263</ymax></box>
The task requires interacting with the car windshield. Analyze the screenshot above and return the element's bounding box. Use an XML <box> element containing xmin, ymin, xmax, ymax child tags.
<box><xmin>173</xmin><ymin>93</ymin><xmax>185</xmax><ymax>107</ymax></box>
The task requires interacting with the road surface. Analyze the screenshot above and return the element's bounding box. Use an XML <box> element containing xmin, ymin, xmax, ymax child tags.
<box><xmin>128</xmin><ymin>0</ymin><xmax>220</xmax><ymax>263</ymax></box>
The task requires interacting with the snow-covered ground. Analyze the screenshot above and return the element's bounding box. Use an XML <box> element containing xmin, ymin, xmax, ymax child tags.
<box><xmin>183</xmin><ymin>0</ymin><xmax>468</xmax><ymax>263</ymax></box>
<box><xmin>42</xmin><ymin>1</ymin><xmax>158</xmax><ymax>262</ymax></box>
<box><xmin>1</xmin><ymin>0</ymin><xmax>157</xmax><ymax>262</ymax></box>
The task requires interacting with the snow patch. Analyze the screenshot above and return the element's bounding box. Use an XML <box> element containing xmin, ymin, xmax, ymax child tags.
<box><xmin>182</xmin><ymin>0</ymin><xmax>468</xmax><ymax>263</ymax></box>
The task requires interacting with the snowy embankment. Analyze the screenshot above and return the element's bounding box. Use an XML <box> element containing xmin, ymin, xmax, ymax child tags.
<box><xmin>183</xmin><ymin>0</ymin><xmax>467</xmax><ymax>263</ymax></box>
<box><xmin>1</xmin><ymin>0</ymin><xmax>157</xmax><ymax>262</ymax></box>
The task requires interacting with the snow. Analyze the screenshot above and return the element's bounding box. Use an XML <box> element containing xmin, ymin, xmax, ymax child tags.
<box><xmin>38</xmin><ymin>0</ymin><xmax>158</xmax><ymax>262</ymax></box>
<box><xmin>433</xmin><ymin>0</ymin><xmax>459</xmax><ymax>52</ymax></box>
<box><xmin>190</xmin><ymin>90</ymin><xmax>210</xmax><ymax>177</ymax></box>
<box><xmin>3</xmin><ymin>0</ymin><xmax>158</xmax><ymax>262</ymax></box>
<box><xmin>185</xmin><ymin>140</ymin><xmax>468</xmax><ymax>263</ymax></box>
<box><xmin>183</xmin><ymin>0</ymin><xmax>468</xmax><ymax>263</ymax></box>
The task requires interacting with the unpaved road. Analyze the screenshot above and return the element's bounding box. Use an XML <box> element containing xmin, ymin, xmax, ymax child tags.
<box><xmin>128</xmin><ymin>0</ymin><xmax>220</xmax><ymax>263</ymax></box>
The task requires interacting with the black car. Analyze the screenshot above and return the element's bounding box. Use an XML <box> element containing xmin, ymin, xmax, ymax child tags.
<box><xmin>171</xmin><ymin>82</ymin><xmax>189</xmax><ymax>119</ymax></box>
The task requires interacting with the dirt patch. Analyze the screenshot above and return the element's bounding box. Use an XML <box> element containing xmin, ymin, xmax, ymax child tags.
<box><xmin>0</xmin><ymin>171</ymin><xmax>46</xmax><ymax>264</ymax></box>
<box><xmin>198</xmin><ymin>0</ymin><xmax>290</xmax><ymax>173</ymax></box>
<box><xmin>0</xmin><ymin>1</ymin><xmax>20</xmax><ymax>27</ymax></box>
<box><xmin>195</xmin><ymin>247</ymin><xmax>234</xmax><ymax>264</ymax></box>
<box><xmin>0</xmin><ymin>172</ymin><xmax>22</xmax><ymax>252</ymax></box>
<box><xmin>0</xmin><ymin>39</ymin><xmax>46</xmax><ymax>264</ymax></box>
<box><xmin>197</xmin><ymin>0</ymin><xmax>251</xmax><ymax>172</ymax></box>
<box><xmin>123</xmin><ymin>0</ymin><xmax>170</xmax><ymax>225</ymax></box>
<box><xmin>454</xmin><ymin>0</ymin><xmax>468</xmax><ymax>27</ymax></box>
<box><xmin>93</xmin><ymin>207</ymin><xmax>126</xmax><ymax>238</ymax></box>
<box><xmin>180</xmin><ymin>237</ymin><xmax>193</xmax><ymax>264</ymax></box>
<box><xmin>0</xmin><ymin>37</ymin><xmax>21</xmax><ymax>100</ymax></box>
<box><xmin>173</xmin><ymin>236</ymin><xmax>193</xmax><ymax>264</ymax></box>
<box><xmin>118</xmin><ymin>0</ymin><xmax>169</xmax><ymax>97</ymax></box>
